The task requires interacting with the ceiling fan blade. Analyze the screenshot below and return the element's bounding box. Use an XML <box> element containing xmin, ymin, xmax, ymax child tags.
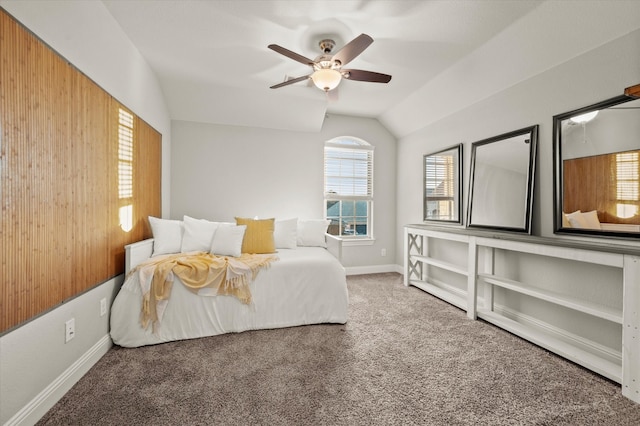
<box><xmin>342</xmin><ymin>69</ymin><xmax>392</xmax><ymax>83</ymax></box>
<box><xmin>268</xmin><ymin>44</ymin><xmax>315</xmax><ymax>66</ymax></box>
<box><xmin>331</xmin><ymin>34</ymin><xmax>373</xmax><ymax>66</ymax></box>
<box><xmin>270</xmin><ymin>75</ymin><xmax>311</xmax><ymax>89</ymax></box>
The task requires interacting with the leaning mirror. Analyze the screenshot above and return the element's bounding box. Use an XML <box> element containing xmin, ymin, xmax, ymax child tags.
<box><xmin>553</xmin><ymin>85</ymin><xmax>640</xmax><ymax>238</ymax></box>
<box><xmin>467</xmin><ymin>126</ymin><xmax>538</xmax><ymax>233</ymax></box>
<box><xmin>424</xmin><ymin>144</ymin><xmax>462</xmax><ymax>223</ymax></box>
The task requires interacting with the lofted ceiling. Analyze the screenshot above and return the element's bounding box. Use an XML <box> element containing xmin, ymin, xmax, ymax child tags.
<box><xmin>100</xmin><ymin>0</ymin><xmax>640</xmax><ymax>137</ymax></box>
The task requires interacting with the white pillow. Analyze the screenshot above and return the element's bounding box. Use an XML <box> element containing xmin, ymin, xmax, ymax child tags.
<box><xmin>148</xmin><ymin>216</ymin><xmax>183</xmax><ymax>256</ymax></box>
<box><xmin>562</xmin><ymin>212</ymin><xmax>572</xmax><ymax>228</ymax></box>
<box><xmin>274</xmin><ymin>218</ymin><xmax>298</xmax><ymax>249</ymax></box>
<box><xmin>564</xmin><ymin>210</ymin><xmax>581</xmax><ymax>219</ymax></box>
<box><xmin>568</xmin><ymin>214</ymin><xmax>588</xmax><ymax>229</ymax></box>
<box><xmin>566</xmin><ymin>210</ymin><xmax>601</xmax><ymax>229</ymax></box>
<box><xmin>210</xmin><ymin>225</ymin><xmax>246</xmax><ymax>257</ymax></box>
<box><xmin>181</xmin><ymin>215</ymin><xmax>219</xmax><ymax>253</ymax></box>
<box><xmin>564</xmin><ymin>210</ymin><xmax>581</xmax><ymax>228</ymax></box>
<box><xmin>296</xmin><ymin>219</ymin><xmax>330</xmax><ymax>247</ymax></box>
<box><xmin>580</xmin><ymin>210</ymin><xmax>602</xmax><ymax>229</ymax></box>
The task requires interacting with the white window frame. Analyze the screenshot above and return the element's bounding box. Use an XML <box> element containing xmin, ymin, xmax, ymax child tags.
<box><xmin>324</xmin><ymin>136</ymin><xmax>374</xmax><ymax>244</ymax></box>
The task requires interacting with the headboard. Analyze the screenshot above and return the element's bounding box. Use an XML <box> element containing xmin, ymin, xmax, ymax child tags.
<box><xmin>124</xmin><ymin>239</ymin><xmax>154</xmax><ymax>274</ymax></box>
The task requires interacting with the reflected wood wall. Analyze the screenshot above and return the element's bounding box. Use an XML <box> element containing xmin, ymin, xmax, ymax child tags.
<box><xmin>563</xmin><ymin>152</ymin><xmax>640</xmax><ymax>225</ymax></box>
<box><xmin>0</xmin><ymin>10</ymin><xmax>161</xmax><ymax>333</ymax></box>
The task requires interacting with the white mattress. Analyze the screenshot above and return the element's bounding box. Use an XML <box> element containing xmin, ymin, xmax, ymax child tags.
<box><xmin>110</xmin><ymin>247</ymin><xmax>348</xmax><ymax>348</ymax></box>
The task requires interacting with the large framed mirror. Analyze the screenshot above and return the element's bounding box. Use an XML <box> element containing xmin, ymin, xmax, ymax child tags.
<box><xmin>467</xmin><ymin>125</ymin><xmax>538</xmax><ymax>233</ymax></box>
<box><xmin>424</xmin><ymin>144</ymin><xmax>462</xmax><ymax>223</ymax></box>
<box><xmin>553</xmin><ymin>85</ymin><xmax>640</xmax><ymax>238</ymax></box>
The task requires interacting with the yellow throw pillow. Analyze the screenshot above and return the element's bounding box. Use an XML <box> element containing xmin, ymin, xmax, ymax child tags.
<box><xmin>235</xmin><ymin>217</ymin><xmax>276</xmax><ymax>254</ymax></box>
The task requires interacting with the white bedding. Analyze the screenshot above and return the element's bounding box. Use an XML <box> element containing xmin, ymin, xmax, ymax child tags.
<box><xmin>110</xmin><ymin>247</ymin><xmax>348</xmax><ymax>348</ymax></box>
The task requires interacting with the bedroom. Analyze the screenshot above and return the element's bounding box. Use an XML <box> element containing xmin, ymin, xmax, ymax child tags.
<box><xmin>1</xmin><ymin>0</ymin><xmax>640</xmax><ymax>424</ymax></box>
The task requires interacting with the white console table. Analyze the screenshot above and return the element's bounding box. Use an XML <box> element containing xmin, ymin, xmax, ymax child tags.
<box><xmin>404</xmin><ymin>224</ymin><xmax>640</xmax><ymax>404</ymax></box>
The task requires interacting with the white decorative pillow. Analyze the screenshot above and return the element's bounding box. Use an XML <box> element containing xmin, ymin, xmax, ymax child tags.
<box><xmin>564</xmin><ymin>210</ymin><xmax>581</xmax><ymax>219</ymax></box>
<box><xmin>210</xmin><ymin>225</ymin><xmax>246</xmax><ymax>257</ymax></box>
<box><xmin>566</xmin><ymin>210</ymin><xmax>601</xmax><ymax>229</ymax></box>
<box><xmin>274</xmin><ymin>218</ymin><xmax>298</xmax><ymax>249</ymax></box>
<box><xmin>568</xmin><ymin>214</ymin><xmax>588</xmax><ymax>229</ymax></box>
<box><xmin>580</xmin><ymin>210</ymin><xmax>602</xmax><ymax>229</ymax></box>
<box><xmin>181</xmin><ymin>215</ymin><xmax>219</xmax><ymax>253</ymax></box>
<box><xmin>148</xmin><ymin>216</ymin><xmax>183</xmax><ymax>256</ymax></box>
<box><xmin>562</xmin><ymin>212</ymin><xmax>571</xmax><ymax>228</ymax></box>
<box><xmin>564</xmin><ymin>210</ymin><xmax>581</xmax><ymax>228</ymax></box>
<box><xmin>296</xmin><ymin>219</ymin><xmax>330</xmax><ymax>247</ymax></box>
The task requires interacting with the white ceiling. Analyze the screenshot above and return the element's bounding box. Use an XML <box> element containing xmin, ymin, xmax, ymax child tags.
<box><xmin>100</xmin><ymin>0</ymin><xmax>640</xmax><ymax>137</ymax></box>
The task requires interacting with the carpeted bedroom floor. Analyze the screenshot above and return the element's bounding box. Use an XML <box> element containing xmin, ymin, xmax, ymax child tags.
<box><xmin>37</xmin><ymin>273</ymin><xmax>640</xmax><ymax>425</ymax></box>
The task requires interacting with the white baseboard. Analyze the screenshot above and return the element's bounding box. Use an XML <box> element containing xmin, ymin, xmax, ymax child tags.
<box><xmin>5</xmin><ymin>334</ymin><xmax>112</xmax><ymax>426</ymax></box>
<box><xmin>345</xmin><ymin>264</ymin><xmax>400</xmax><ymax>276</ymax></box>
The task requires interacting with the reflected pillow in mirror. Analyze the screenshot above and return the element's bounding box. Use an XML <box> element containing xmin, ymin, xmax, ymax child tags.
<box><xmin>580</xmin><ymin>210</ymin><xmax>602</xmax><ymax>229</ymax></box>
<box><xmin>564</xmin><ymin>210</ymin><xmax>581</xmax><ymax>228</ymax></box>
<box><xmin>567</xmin><ymin>210</ymin><xmax>601</xmax><ymax>230</ymax></box>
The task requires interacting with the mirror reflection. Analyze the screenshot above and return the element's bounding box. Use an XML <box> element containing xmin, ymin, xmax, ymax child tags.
<box><xmin>424</xmin><ymin>144</ymin><xmax>462</xmax><ymax>223</ymax></box>
<box><xmin>554</xmin><ymin>94</ymin><xmax>640</xmax><ymax>237</ymax></box>
<box><xmin>468</xmin><ymin>126</ymin><xmax>538</xmax><ymax>233</ymax></box>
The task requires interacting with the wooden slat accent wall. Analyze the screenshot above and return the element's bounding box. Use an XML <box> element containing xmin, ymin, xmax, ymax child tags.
<box><xmin>0</xmin><ymin>10</ymin><xmax>161</xmax><ymax>333</ymax></box>
<box><xmin>563</xmin><ymin>152</ymin><xmax>640</xmax><ymax>225</ymax></box>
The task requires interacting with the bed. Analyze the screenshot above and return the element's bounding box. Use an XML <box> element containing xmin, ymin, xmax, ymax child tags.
<box><xmin>110</xmin><ymin>217</ymin><xmax>348</xmax><ymax>348</ymax></box>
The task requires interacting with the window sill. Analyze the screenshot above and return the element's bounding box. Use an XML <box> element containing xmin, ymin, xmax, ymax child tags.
<box><xmin>340</xmin><ymin>238</ymin><xmax>375</xmax><ymax>247</ymax></box>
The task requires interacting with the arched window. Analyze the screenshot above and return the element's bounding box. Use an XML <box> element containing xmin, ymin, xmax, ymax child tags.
<box><xmin>324</xmin><ymin>136</ymin><xmax>373</xmax><ymax>239</ymax></box>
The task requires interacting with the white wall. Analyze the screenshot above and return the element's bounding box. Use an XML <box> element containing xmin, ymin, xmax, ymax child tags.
<box><xmin>563</xmin><ymin>104</ymin><xmax>640</xmax><ymax>159</ymax></box>
<box><xmin>396</xmin><ymin>27</ymin><xmax>640</xmax><ymax>265</ymax></box>
<box><xmin>171</xmin><ymin>114</ymin><xmax>397</xmax><ymax>270</ymax></box>
<box><xmin>0</xmin><ymin>1</ymin><xmax>171</xmax><ymax>424</ymax></box>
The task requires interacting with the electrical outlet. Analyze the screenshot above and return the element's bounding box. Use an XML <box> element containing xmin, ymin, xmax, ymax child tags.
<box><xmin>65</xmin><ymin>318</ymin><xmax>75</xmax><ymax>343</ymax></box>
<box><xmin>100</xmin><ymin>298</ymin><xmax>107</xmax><ymax>317</ymax></box>
<box><xmin>381</xmin><ymin>248</ymin><xmax>387</xmax><ymax>257</ymax></box>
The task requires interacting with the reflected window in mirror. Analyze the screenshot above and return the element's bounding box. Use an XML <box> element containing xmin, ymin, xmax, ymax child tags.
<box><xmin>424</xmin><ymin>144</ymin><xmax>462</xmax><ymax>223</ymax></box>
<box><xmin>553</xmin><ymin>89</ymin><xmax>640</xmax><ymax>238</ymax></box>
<box><xmin>467</xmin><ymin>126</ymin><xmax>538</xmax><ymax>234</ymax></box>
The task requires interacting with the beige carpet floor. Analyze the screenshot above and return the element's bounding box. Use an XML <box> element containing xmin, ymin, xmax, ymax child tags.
<box><xmin>37</xmin><ymin>272</ymin><xmax>640</xmax><ymax>425</ymax></box>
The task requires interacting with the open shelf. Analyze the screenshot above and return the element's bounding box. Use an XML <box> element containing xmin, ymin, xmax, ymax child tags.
<box><xmin>478</xmin><ymin>309</ymin><xmax>622</xmax><ymax>383</ymax></box>
<box><xmin>478</xmin><ymin>273</ymin><xmax>623</xmax><ymax>324</ymax></box>
<box><xmin>404</xmin><ymin>224</ymin><xmax>640</xmax><ymax>403</ymax></box>
<box><xmin>409</xmin><ymin>278</ymin><xmax>467</xmax><ymax>311</ymax></box>
<box><xmin>410</xmin><ymin>254</ymin><xmax>468</xmax><ymax>277</ymax></box>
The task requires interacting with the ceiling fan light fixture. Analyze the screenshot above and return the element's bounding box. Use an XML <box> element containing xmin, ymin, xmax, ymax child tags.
<box><xmin>569</xmin><ymin>110</ymin><xmax>599</xmax><ymax>124</ymax></box>
<box><xmin>311</xmin><ymin>68</ymin><xmax>342</xmax><ymax>92</ymax></box>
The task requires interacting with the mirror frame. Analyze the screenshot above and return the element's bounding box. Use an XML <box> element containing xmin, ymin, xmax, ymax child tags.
<box><xmin>467</xmin><ymin>125</ymin><xmax>538</xmax><ymax>234</ymax></box>
<box><xmin>553</xmin><ymin>91</ymin><xmax>640</xmax><ymax>239</ymax></box>
<box><xmin>423</xmin><ymin>144</ymin><xmax>463</xmax><ymax>224</ymax></box>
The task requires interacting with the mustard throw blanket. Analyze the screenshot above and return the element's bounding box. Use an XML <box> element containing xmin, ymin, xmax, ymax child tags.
<box><xmin>132</xmin><ymin>252</ymin><xmax>278</xmax><ymax>332</ymax></box>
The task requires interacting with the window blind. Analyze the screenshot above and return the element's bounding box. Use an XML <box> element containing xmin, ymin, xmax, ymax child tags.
<box><xmin>425</xmin><ymin>155</ymin><xmax>454</xmax><ymax>199</ymax></box>
<box><xmin>324</xmin><ymin>145</ymin><xmax>373</xmax><ymax>199</ymax></box>
<box><xmin>616</xmin><ymin>151</ymin><xmax>639</xmax><ymax>201</ymax></box>
<box><xmin>118</xmin><ymin>108</ymin><xmax>134</xmax><ymax>200</ymax></box>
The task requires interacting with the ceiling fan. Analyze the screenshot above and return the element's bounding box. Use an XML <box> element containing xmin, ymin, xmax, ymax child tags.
<box><xmin>268</xmin><ymin>33</ymin><xmax>392</xmax><ymax>93</ymax></box>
